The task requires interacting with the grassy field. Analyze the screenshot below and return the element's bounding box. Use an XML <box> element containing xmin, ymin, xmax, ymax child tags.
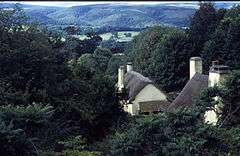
<box><xmin>73</xmin><ymin>31</ymin><xmax>140</xmax><ymax>42</ymax></box>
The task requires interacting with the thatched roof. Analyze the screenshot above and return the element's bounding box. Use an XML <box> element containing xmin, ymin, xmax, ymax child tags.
<box><xmin>124</xmin><ymin>71</ymin><xmax>153</xmax><ymax>102</ymax></box>
<box><xmin>139</xmin><ymin>100</ymin><xmax>171</xmax><ymax>113</ymax></box>
<box><xmin>167</xmin><ymin>73</ymin><xmax>209</xmax><ymax>111</ymax></box>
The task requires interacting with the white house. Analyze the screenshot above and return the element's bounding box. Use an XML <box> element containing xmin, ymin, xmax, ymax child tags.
<box><xmin>117</xmin><ymin>62</ymin><xmax>170</xmax><ymax>115</ymax></box>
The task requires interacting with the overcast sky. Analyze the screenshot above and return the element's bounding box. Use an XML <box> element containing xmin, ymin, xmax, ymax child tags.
<box><xmin>2</xmin><ymin>1</ymin><xmax>240</xmax><ymax>7</ymax></box>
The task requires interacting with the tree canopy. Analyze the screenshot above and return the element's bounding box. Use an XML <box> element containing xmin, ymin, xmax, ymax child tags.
<box><xmin>202</xmin><ymin>5</ymin><xmax>240</xmax><ymax>72</ymax></box>
<box><xmin>127</xmin><ymin>27</ymin><xmax>194</xmax><ymax>92</ymax></box>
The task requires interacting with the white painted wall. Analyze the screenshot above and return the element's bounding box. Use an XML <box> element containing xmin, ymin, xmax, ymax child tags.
<box><xmin>204</xmin><ymin>109</ymin><xmax>218</xmax><ymax>125</ymax></box>
<box><xmin>128</xmin><ymin>84</ymin><xmax>167</xmax><ymax>115</ymax></box>
<box><xmin>208</xmin><ymin>72</ymin><xmax>228</xmax><ymax>87</ymax></box>
<box><xmin>124</xmin><ymin>104</ymin><xmax>134</xmax><ymax>115</ymax></box>
<box><xmin>208</xmin><ymin>72</ymin><xmax>221</xmax><ymax>87</ymax></box>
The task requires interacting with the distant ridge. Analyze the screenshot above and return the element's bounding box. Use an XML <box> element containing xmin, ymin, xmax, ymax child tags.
<box><xmin>1</xmin><ymin>2</ymin><xmax>239</xmax><ymax>28</ymax></box>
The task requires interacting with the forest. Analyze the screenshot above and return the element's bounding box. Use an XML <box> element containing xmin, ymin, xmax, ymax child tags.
<box><xmin>0</xmin><ymin>2</ymin><xmax>240</xmax><ymax>156</ymax></box>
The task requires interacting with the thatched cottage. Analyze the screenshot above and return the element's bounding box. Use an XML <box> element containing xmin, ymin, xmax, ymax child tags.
<box><xmin>117</xmin><ymin>63</ymin><xmax>170</xmax><ymax>115</ymax></box>
<box><xmin>117</xmin><ymin>57</ymin><xmax>230</xmax><ymax>124</ymax></box>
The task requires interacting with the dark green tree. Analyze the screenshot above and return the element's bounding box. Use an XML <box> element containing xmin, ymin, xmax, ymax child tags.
<box><xmin>0</xmin><ymin>27</ymin><xmax>70</xmax><ymax>105</ymax></box>
<box><xmin>0</xmin><ymin>5</ymin><xmax>71</xmax><ymax>106</ymax></box>
<box><xmin>127</xmin><ymin>26</ymin><xmax>194</xmax><ymax>92</ymax></box>
<box><xmin>93</xmin><ymin>47</ymin><xmax>112</xmax><ymax>73</ymax></box>
<box><xmin>0</xmin><ymin>121</ymin><xmax>37</xmax><ymax>156</ymax></box>
<box><xmin>106</xmin><ymin>54</ymin><xmax>128</xmax><ymax>76</ymax></box>
<box><xmin>100</xmin><ymin>37</ymin><xmax>127</xmax><ymax>54</ymax></box>
<box><xmin>51</xmin><ymin>63</ymin><xmax>125</xmax><ymax>141</ymax></box>
<box><xmin>219</xmin><ymin>71</ymin><xmax>240</xmax><ymax>127</ymax></box>
<box><xmin>109</xmin><ymin>108</ymin><xmax>240</xmax><ymax>156</ymax></box>
<box><xmin>202</xmin><ymin>5</ymin><xmax>240</xmax><ymax>72</ymax></box>
<box><xmin>77</xmin><ymin>53</ymin><xmax>97</xmax><ymax>72</ymax></box>
<box><xmin>127</xmin><ymin>26</ymin><xmax>172</xmax><ymax>76</ymax></box>
<box><xmin>149</xmin><ymin>29</ymin><xmax>194</xmax><ymax>92</ymax></box>
<box><xmin>188</xmin><ymin>2</ymin><xmax>218</xmax><ymax>55</ymax></box>
<box><xmin>63</xmin><ymin>35</ymin><xmax>102</xmax><ymax>57</ymax></box>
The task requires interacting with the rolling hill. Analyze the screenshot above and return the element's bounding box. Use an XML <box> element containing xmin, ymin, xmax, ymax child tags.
<box><xmin>1</xmin><ymin>2</ymin><xmax>239</xmax><ymax>29</ymax></box>
<box><xmin>26</xmin><ymin>4</ymin><xmax>196</xmax><ymax>28</ymax></box>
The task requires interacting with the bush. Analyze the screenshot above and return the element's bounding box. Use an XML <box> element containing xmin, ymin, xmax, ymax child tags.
<box><xmin>39</xmin><ymin>135</ymin><xmax>102</xmax><ymax>156</ymax></box>
<box><xmin>0</xmin><ymin>120</ymin><xmax>37</xmax><ymax>156</ymax></box>
<box><xmin>58</xmin><ymin>135</ymin><xmax>87</xmax><ymax>151</ymax></box>
<box><xmin>0</xmin><ymin>103</ymin><xmax>55</xmax><ymax>154</ymax></box>
<box><xmin>0</xmin><ymin>103</ymin><xmax>54</xmax><ymax>137</ymax></box>
<box><xmin>109</xmin><ymin>108</ymin><xmax>240</xmax><ymax>155</ymax></box>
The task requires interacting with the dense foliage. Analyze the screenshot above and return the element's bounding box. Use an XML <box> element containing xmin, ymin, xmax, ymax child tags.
<box><xmin>100</xmin><ymin>37</ymin><xmax>128</xmax><ymax>54</ymax></box>
<box><xmin>126</xmin><ymin>2</ymin><xmax>240</xmax><ymax>91</ymax></box>
<box><xmin>62</xmin><ymin>34</ymin><xmax>102</xmax><ymax>57</ymax></box>
<box><xmin>1</xmin><ymin>2</ymin><xmax>240</xmax><ymax>155</ymax></box>
<box><xmin>148</xmin><ymin>29</ymin><xmax>194</xmax><ymax>91</ymax></box>
<box><xmin>188</xmin><ymin>2</ymin><xmax>219</xmax><ymax>55</ymax></box>
<box><xmin>109</xmin><ymin>109</ymin><xmax>240</xmax><ymax>155</ymax></box>
<box><xmin>0</xmin><ymin>121</ymin><xmax>36</xmax><ymax>156</ymax></box>
<box><xmin>127</xmin><ymin>27</ymin><xmax>194</xmax><ymax>92</ymax></box>
<box><xmin>0</xmin><ymin>5</ymin><xmax>126</xmax><ymax>155</ymax></box>
<box><xmin>202</xmin><ymin>6</ymin><xmax>240</xmax><ymax>71</ymax></box>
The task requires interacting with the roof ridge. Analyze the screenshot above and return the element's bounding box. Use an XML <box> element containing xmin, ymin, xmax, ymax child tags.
<box><xmin>167</xmin><ymin>73</ymin><xmax>209</xmax><ymax>111</ymax></box>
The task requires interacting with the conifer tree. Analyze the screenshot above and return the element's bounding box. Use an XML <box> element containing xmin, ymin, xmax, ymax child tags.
<box><xmin>188</xmin><ymin>2</ymin><xmax>218</xmax><ymax>55</ymax></box>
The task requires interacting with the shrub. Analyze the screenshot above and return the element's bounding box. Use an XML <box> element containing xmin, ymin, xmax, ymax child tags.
<box><xmin>0</xmin><ymin>120</ymin><xmax>37</xmax><ymax>156</ymax></box>
<box><xmin>109</xmin><ymin>108</ymin><xmax>240</xmax><ymax>155</ymax></box>
<box><xmin>0</xmin><ymin>103</ymin><xmax>54</xmax><ymax>137</ymax></box>
<box><xmin>0</xmin><ymin>103</ymin><xmax>54</xmax><ymax>154</ymax></box>
<box><xmin>58</xmin><ymin>135</ymin><xmax>87</xmax><ymax>151</ymax></box>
